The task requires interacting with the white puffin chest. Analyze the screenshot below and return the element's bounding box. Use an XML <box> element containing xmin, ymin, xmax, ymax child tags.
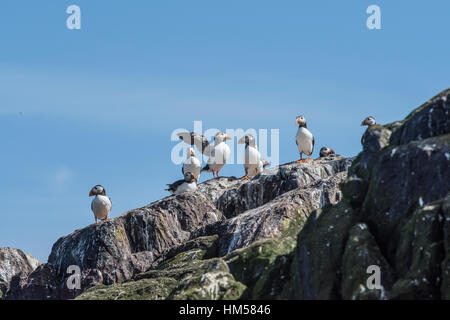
<box><xmin>243</xmin><ymin>146</ymin><xmax>261</xmax><ymax>169</ymax></box>
<box><xmin>183</xmin><ymin>156</ymin><xmax>201</xmax><ymax>177</ymax></box>
<box><xmin>296</xmin><ymin>127</ymin><xmax>314</xmax><ymax>156</ymax></box>
<box><xmin>91</xmin><ymin>195</ymin><xmax>112</xmax><ymax>220</ymax></box>
<box><xmin>175</xmin><ymin>182</ymin><xmax>197</xmax><ymax>195</ymax></box>
<box><xmin>208</xmin><ymin>142</ymin><xmax>230</xmax><ymax>170</ymax></box>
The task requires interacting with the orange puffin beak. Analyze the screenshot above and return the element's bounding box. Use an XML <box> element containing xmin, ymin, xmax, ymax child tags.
<box><xmin>361</xmin><ymin>121</ymin><xmax>365</xmax><ymax>126</ymax></box>
<box><xmin>330</xmin><ymin>149</ymin><xmax>335</xmax><ymax>154</ymax></box>
<box><xmin>225</xmin><ymin>135</ymin><xmax>232</xmax><ymax>140</ymax></box>
<box><xmin>89</xmin><ymin>190</ymin><xmax>94</xmax><ymax>197</ymax></box>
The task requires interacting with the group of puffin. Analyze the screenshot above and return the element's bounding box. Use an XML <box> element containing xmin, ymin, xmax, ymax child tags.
<box><xmin>88</xmin><ymin>115</ymin><xmax>377</xmax><ymax>225</ymax></box>
<box><xmin>166</xmin><ymin>130</ymin><xmax>271</xmax><ymax>195</ymax></box>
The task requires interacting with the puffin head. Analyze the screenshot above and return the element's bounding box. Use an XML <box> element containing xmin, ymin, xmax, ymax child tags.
<box><xmin>89</xmin><ymin>185</ymin><xmax>106</xmax><ymax>197</ymax></box>
<box><xmin>296</xmin><ymin>115</ymin><xmax>307</xmax><ymax>127</ymax></box>
<box><xmin>188</xmin><ymin>148</ymin><xmax>196</xmax><ymax>157</ymax></box>
<box><xmin>361</xmin><ymin>116</ymin><xmax>376</xmax><ymax>127</ymax></box>
<box><xmin>184</xmin><ymin>172</ymin><xmax>195</xmax><ymax>183</ymax></box>
<box><xmin>238</xmin><ymin>134</ymin><xmax>256</xmax><ymax>147</ymax></box>
<box><xmin>214</xmin><ymin>132</ymin><xmax>232</xmax><ymax>144</ymax></box>
<box><xmin>320</xmin><ymin>147</ymin><xmax>335</xmax><ymax>157</ymax></box>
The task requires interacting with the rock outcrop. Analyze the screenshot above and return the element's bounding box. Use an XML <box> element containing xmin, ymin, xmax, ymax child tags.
<box><xmin>0</xmin><ymin>248</ymin><xmax>40</xmax><ymax>298</ymax></box>
<box><xmin>5</xmin><ymin>192</ymin><xmax>222</xmax><ymax>299</ymax></box>
<box><xmin>4</xmin><ymin>88</ymin><xmax>449</xmax><ymax>300</ymax></box>
<box><xmin>271</xmin><ymin>88</ymin><xmax>450</xmax><ymax>300</ymax></box>
<box><xmin>5</xmin><ymin>156</ymin><xmax>350</xmax><ymax>300</ymax></box>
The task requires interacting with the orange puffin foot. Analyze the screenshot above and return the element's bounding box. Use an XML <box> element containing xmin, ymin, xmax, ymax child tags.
<box><xmin>240</xmin><ymin>175</ymin><xmax>248</xmax><ymax>180</ymax></box>
<box><xmin>296</xmin><ymin>159</ymin><xmax>304</xmax><ymax>163</ymax></box>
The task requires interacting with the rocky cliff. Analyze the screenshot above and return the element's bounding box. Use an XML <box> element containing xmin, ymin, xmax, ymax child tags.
<box><xmin>2</xmin><ymin>89</ymin><xmax>449</xmax><ymax>300</ymax></box>
<box><xmin>0</xmin><ymin>248</ymin><xmax>40</xmax><ymax>298</ymax></box>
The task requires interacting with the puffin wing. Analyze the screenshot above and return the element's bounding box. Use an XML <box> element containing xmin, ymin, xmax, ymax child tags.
<box><xmin>193</xmin><ymin>134</ymin><xmax>213</xmax><ymax>156</ymax></box>
<box><xmin>166</xmin><ymin>179</ymin><xmax>185</xmax><ymax>193</ymax></box>
<box><xmin>312</xmin><ymin>136</ymin><xmax>315</xmax><ymax>154</ymax></box>
<box><xmin>178</xmin><ymin>132</ymin><xmax>195</xmax><ymax>145</ymax></box>
<box><xmin>177</xmin><ymin>132</ymin><xmax>213</xmax><ymax>156</ymax></box>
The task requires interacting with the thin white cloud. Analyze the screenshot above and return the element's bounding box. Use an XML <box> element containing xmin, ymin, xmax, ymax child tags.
<box><xmin>52</xmin><ymin>167</ymin><xmax>73</xmax><ymax>191</ymax></box>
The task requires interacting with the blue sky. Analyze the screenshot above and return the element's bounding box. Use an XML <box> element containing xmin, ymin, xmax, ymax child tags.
<box><xmin>0</xmin><ymin>0</ymin><xmax>449</xmax><ymax>262</ymax></box>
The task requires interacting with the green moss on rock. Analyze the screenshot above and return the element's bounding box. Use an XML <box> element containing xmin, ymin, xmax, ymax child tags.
<box><xmin>164</xmin><ymin>235</ymin><xmax>219</xmax><ymax>261</ymax></box>
<box><xmin>0</xmin><ymin>281</ymin><xmax>5</xmax><ymax>299</ymax></box>
<box><xmin>78</xmin><ymin>256</ymin><xmax>246</xmax><ymax>300</ymax></box>
<box><xmin>114</xmin><ymin>224</ymin><xmax>127</xmax><ymax>244</ymax></box>
<box><xmin>168</xmin><ymin>259</ymin><xmax>246</xmax><ymax>300</ymax></box>
<box><xmin>76</xmin><ymin>277</ymin><xmax>177</xmax><ymax>300</ymax></box>
<box><xmin>224</xmin><ymin>213</ymin><xmax>308</xmax><ymax>299</ymax></box>
<box><xmin>156</xmin><ymin>249</ymin><xmax>208</xmax><ymax>270</ymax></box>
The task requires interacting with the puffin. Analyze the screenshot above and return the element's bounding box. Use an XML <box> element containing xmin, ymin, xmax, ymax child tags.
<box><xmin>361</xmin><ymin>116</ymin><xmax>376</xmax><ymax>127</ymax></box>
<box><xmin>200</xmin><ymin>132</ymin><xmax>231</xmax><ymax>178</ymax></box>
<box><xmin>89</xmin><ymin>185</ymin><xmax>112</xmax><ymax>225</ymax></box>
<box><xmin>182</xmin><ymin>147</ymin><xmax>201</xmax><ymax>183</ymax></box>
<box><xmin>166</xmin><ymin>172</ymin><xmax>197</xmax><ymax>195</ymax></box>
<box><xmin>319</xmin><ymin>147</ymin><xmax>336</xmax><ymax>158</ymax></box>
<box><xmin>238</xmin><ymin>134</ymin><xmax>262</xmax><ymax>179</ymax></box>
<box><xmin>248</xmin><ymin>159</ymin><xmax>269</xmax><ymax>177</ymax></box>
<box><xmin>361</xmin><ymin>116</ymin><xmax>377</xmax><ymax>145</ymax></box>
<box><xmin>295</xmin><ymin>115</ymin><xmax>315</xmax><ymax>163</ymax></box>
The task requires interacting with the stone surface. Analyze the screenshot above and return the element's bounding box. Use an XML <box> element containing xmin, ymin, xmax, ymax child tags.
<box><xmin>6</xmin><ymin>192</ymin><xmax>222</xmax><ymax>299</ymax></box>
<box><xmin>288</xmin><ymin>202</ymin><xmax>355</xmax><ymax>299</ymax></box>
<box><xmin>391</xmin><ymin>200</ymin><xmax>446</xmax><ymax>299</ymax></box>
<box><xmin>30</xmin><ymin>156</ymin><xmax>349</xmax><ymax>300</ymax></box>
<box><xmin>198</xmin><ymin>157</ymin><xmax>352</xmax><ymax>219</ymax></box>
<box><xmin>390</xmin><ymin>89</ymin><xmax>450</xmax><ymax>146</ymax></box>
<box><xmin>340</xmin><ymin>224</ymin><xmax>394</xmax><ymax>300</ymax></box>
<box><xmin>442</xmin><ymin>194</ymin><xmax>450</xmax><ymax>299</ymax></box>
<box><xmin>77</xmin><ymin>257</ymin><xmax>246</xmax><ymax>300</ymax></box>
<box><xmin>0</xmin><ymin>248</ymin><xmax>40</xmax><ymax>283</ymax></box>
<box><xmin>193</xmin><ymin>171</ymin><xmax>347</xmax><ymax>256</ymax></box>
<box><xmin>335</xmin><ymin>88</ymin><xmax>450</xmax><ymax>299</ymax></box>
<box><xmin>5</xmin><ymin>89</ymin><xmax>450</xmax><ymax>300</ymax></box>
<box><xmin>0</xmin><ymin>248</ymin><xmax>40</xmax><ymax>298</ymax></box>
